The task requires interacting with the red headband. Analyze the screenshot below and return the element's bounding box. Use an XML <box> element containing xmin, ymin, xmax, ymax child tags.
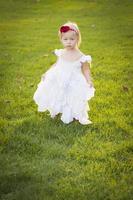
<box><xmin>60</xmin><ymin>25</ymin><xmax>77</xmax><ymax>33</ymax></box>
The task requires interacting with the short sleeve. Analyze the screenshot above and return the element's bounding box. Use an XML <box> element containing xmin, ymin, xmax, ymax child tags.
<box><xmin>80</xmin><ymin>55</ymin><xmax>92</xmax><ymax>63</ymax></box>
<box><xmin>54</xmin><ymin>49</ymin><xmax>62</xmax><ymax>57</ymax></box>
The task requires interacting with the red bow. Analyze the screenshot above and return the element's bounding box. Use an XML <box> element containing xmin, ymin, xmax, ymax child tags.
<box><xmin>60</xmin><ymin>26</ymin><xmax>76</xmax><ymax>33</ymax></box>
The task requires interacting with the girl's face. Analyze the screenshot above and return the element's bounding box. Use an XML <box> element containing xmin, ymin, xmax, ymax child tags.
<box><xmin>61</xmin><ymin>31</ymin><xmax>78</xmax><ymax>49</ymax></box>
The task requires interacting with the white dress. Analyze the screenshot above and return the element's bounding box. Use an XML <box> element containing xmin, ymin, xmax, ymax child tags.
<box><xmin>33</xmin><ymin>49</ymin><xmax>96</xmax><ymax>125</ymax></box>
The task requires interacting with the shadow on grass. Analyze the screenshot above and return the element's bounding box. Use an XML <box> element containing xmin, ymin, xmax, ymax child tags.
<box><xmin>0</xmin><ymin>113</ymin><xmax>132</xmax><ymax>200</ymax></box>
<box><xmin>0</xmin><ymin>172</ymin><xmax>55</xmax><ymax>200</ymax></box>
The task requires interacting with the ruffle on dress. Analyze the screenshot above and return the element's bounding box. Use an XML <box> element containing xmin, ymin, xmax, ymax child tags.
<box><xmin>54</xmin><ymin>49</ymin><xmax>63</xmax><ymax>57</ymax></box>
<box><xmin>80</xmin><ymin>55</ymin><xmax>92</xmax><ymax>63</ymax></box>
<box><xmin>33</xmin><ymin>76</ymin><xmax>95</xmax><ymax>124</ymax></box>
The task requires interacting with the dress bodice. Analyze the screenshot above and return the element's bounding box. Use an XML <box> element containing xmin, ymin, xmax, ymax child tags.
<box><xmin>54</xmin><ymin>49</ymin><xmax>92</xmax><ymax>72</ymax></box>
<box><xmin>50</xmin><ymin>48</ymin><xmax>93</xmax><ymax>89</ymax></box>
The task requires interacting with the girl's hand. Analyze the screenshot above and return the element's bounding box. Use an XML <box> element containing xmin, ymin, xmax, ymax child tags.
<box><xmin>41</xmin><ymin>74</ymin><xmax>45</xmax><ymax>81</ymax></box>
<box><xmin>87</xmin><ymin>81</ymin><xmax>94</xmax><ymax>88</ymax></box>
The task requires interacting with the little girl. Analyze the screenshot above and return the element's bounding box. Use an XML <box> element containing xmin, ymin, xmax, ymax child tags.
<box><xmin>33</xmin><ymin>21</ymin><xmax>96</xmax><ymax>125</ymax></box>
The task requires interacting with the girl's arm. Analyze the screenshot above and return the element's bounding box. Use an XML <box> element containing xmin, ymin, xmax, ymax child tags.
<box><xmin>81</xmin><ymin>62</ymin><xmax>94</xmax><ymax>87</ymax></box>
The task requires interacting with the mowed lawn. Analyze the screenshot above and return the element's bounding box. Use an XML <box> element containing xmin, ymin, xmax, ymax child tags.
<box><xmin>0</xmin><ymin>0</ymin><xmax>132</xmax><ymax>199</ymax></box>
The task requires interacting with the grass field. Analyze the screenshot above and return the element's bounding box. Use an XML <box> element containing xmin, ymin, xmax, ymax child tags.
<box><xmin>0</xmin><ymin>0</ymin><xmax>133</xmax><ymax>199</ymax></box>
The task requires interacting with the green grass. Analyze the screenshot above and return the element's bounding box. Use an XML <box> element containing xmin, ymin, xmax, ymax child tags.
<box><xmin>0</xmin><ymin>0</ymin><xmax>133</xmax><ymax>199</ymax></box>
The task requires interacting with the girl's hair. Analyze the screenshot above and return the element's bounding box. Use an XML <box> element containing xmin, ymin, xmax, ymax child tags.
<box><xmin>58</xmin><ymin>21</ymin><xmax>82</xmax><ymax>47</ymax></box>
